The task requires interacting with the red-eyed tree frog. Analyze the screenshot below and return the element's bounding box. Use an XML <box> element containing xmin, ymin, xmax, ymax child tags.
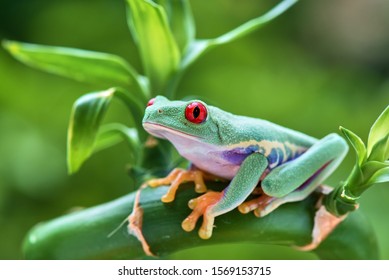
<box><xmin>128</xmin><ymin>95</ymin><xmax>349</xmax><ymax>255</ymax></box>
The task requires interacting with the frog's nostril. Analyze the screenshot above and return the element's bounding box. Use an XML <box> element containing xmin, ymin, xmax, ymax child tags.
<box><xmin>158</xmin><ymin>109</ymin><xmax>162</xmax><ymax>114</ymax></box>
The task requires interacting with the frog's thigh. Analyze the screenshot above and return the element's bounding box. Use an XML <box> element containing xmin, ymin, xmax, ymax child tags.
<box><xmin>262</xmin><ymin>133</ymin><xmax>348</xmax><ymax>198</ymax></box>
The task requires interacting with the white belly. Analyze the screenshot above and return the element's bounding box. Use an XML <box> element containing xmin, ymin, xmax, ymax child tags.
<box><xmin>171</xmin><ymin>137</ymin><xmax>239</xmax><ymax>180</ymax></box>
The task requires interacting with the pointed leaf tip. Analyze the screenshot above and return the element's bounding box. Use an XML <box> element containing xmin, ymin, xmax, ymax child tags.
<box><xmin>3</xmin><ymin>40</ymin><xmax>144</xmax><ymax>91</ymax></box>
<box><xmin>367</xmin><ymin>105</ymin><xmax>389</xmax><ymax>156</ymax></box>
<box><xmin>2</xmin><ymin>39</ymin><xmax>19</xmax><ymax>53</ymax></box>
<box><xmin>339</xmin><ymin>126</ymin><xmax>367</xmax><ymax>166</ymax></box>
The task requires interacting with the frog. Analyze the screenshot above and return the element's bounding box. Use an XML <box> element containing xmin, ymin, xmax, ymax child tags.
<box><xmin>128</xmin><ymin>95</ymin><xmax>349</xmax><ymax>255</ymax></box>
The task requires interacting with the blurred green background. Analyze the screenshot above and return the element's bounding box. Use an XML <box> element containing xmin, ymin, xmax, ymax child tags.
<box><xmin>1</xmin><ymin>0</ymin><xmax>389</xmax><ymax>259</ymax></box>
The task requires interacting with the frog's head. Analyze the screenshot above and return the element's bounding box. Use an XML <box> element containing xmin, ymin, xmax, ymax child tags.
<box><xmin>143</xmin><ymin>95</ymin><xmax>222</xmax><ymax>145</ymax></box>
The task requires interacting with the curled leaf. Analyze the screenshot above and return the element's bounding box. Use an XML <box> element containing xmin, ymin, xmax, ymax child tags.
<box><xmin>340</xmin><ymin>126</ymin><xmax>367</xmax><ymax>166</ymax></box>
<box><xmin>67</xmin><ymin>89</ymin><xmax>115</xmax><ymax>174</ymax></box>
<box><xmin>95</xmin><ymin>123</ymin><xmax>141</xmax><ymax>166</ymax></box>
<box><xmin>67</xmin><ymin>88</ymin><xmax>145</xmax><ymax>174</ymax></box>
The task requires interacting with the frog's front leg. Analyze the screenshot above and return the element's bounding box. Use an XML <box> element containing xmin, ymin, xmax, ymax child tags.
<box><xmin>181</xmin><ymin>153</ymin><xmax>268</xmax><ymax>239</ymax></box>
<box><xmin>147</xmin><ymin>167</ymin><xmax>221</xmax><ymax>203</ymax></box>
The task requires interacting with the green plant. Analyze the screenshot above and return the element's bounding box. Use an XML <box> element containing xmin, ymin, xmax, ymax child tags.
<box><xmin>325</xmin><ymin>107</ymin><xmax>389</xmax><ymax>216</ymax></box>
<box><xmin>3</xmin><ymin>0</ymin><xmax>387</xmax><ymax>259</ymax></box>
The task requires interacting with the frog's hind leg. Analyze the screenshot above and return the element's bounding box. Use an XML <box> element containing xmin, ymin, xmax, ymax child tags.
<box><xmin>239</xmin><ymin>182</ymin><xmax>330</xmax><ymax>218</ymax></box>
<box><xmin>241</xmin><ymin>134</ymin><xmax>348</xmax><ymax>218</ymax></box>
<box><xmin>262</xmin><ymin>133</ymin><xmax>348</xmax><ymax>198</ymax></box>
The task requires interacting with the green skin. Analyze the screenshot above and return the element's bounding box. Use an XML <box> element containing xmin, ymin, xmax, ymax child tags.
<box><xmin>143</xmin><ymin>96</ymin><xmax>348</xmax><ymax>238</ymax></box>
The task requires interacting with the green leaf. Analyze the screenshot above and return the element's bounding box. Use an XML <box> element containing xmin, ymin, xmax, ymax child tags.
<box><xmin>340</xmin><ymin>126</ymin><xmax>367</xmax><ymax>166</ymax></box>
<box><xmin>67</xmin><ymin>89</ymin><xmax>115</xmax><ymax>174</ymax></box>
<box><xmin>367</xmin><ymin>135</ymin><xmax>389</xmax><ymax>162</ymax></box>
<box><xmin>126</xmin><ymin>0</ymin><xmax>181</xmax><ymax>92</ymax></box>
<box><xmin>181</xmin><ymin>0</ymin><xmax>298</xmax><ymax>69</ymax></box>
<box><xmin>366</xmin><ymin>167</ymin><xmax>389</xmax><ymax>186</ymax></box>
<box><xmin>67</xmin><ymin>88</ymin><xmax>146</xmax><ymax>174</ymax></box>
<box><xmin>23</xmin><ymin>188</ymin><xmax>378</xmax><ymax>260</ymax></box>
<box><xmin>95</xmin><ymin>123</ymin><xmax>141</xmax><ymax>166</ymax></box>
<box><xmin>113</xmin><ymin>87</ymin><xmax>147</xmax><ymax>141</ymax></box>
<box><xmin>361</xmin><ymin>160</ymin><xmax>389</xmax><ymax>180</ymax></box>
<box><xmin>2</xmin><ymin>40</ymin><xmax>144</xmax><ymax>92</ymax></box>
<box><xmin>156</xmin><ymin>0</ymin><xmax>195</xmax><ymax>53</ymax></box>
<box><xmin>367</xmin><ymin>105</ymin><xmax>389</xmax><ymax>155</ymax></box>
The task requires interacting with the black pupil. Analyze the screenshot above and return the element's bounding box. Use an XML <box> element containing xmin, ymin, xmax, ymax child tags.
<box><xmin>193</xmin><ymin>106</ymin><xmax>200</xmax><ymax>118</ymax></box>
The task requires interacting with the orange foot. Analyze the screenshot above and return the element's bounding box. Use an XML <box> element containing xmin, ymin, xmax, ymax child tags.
<box><xmin>181</xmin><ymin>191</ymin><xmax>223</xmax><ymax>239</ymax></box>
<box><xmin>147</xmin><ymin>168</ymin><xmax>218</xmax><ymax>203</ymax></box>
<box><xmin>238</xmin><ymin>193</ymin><xmax>276</xmax><ymax>217</ymax></box>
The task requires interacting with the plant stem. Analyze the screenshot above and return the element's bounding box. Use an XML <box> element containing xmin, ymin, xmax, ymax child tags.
<box><xmin>23</xmin><ymin>183</ymin><xmax>378</xmax><ymax>259</ymax></box>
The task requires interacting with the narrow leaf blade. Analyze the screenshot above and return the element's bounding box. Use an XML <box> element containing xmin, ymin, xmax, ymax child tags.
<box><xmin>368</xmin><ymin>135</ymin><xmax>389</xmax><ymax>162</ymax></box>
<box><xmin>182</xmin><ymin>0</ymin><xmax>297</xmax><ymax>68</ymax></box>
<box><xmin>95</xmin><ymin>123</ymin><xmax>141</xmax><ymax>165</ymax></box>
<box><xmin>367</xmin><ymin>105</ymin><xmax>389</xmax><ymax>155</ymax></box>
<box><xmin>212</xmin><ymin>0</ymin><xmax>298</xmax><ymax>46</ymax></box>
<box><xmin>126</xmin><ymin>0</ymin><xmax>180</xmax><ymax>92</ymax></box>
<box><xmin>113</xmin><ymin>87</ymin><xmax>147</xmax><ymax>141</ymax></box>
<box><xmin>3</xmin><ymin>40</ymin><xmax>143</xmax><ymax>91</ymax></box>
<box><xmin>160</xmin><ymin>0</ymin><xmax>195</xmax><ymax>53</ymax></box>
<box><xmin>361</xmin><ymin>160</ymin><xmax>389</xmax><ymax>180</ymax></box>
<box><xmin>367</xmin><ymin>167</ymin><xmax>389</xmax><ymax>186</ymax></box>
<box><xmin>67</xmin><ymin>87</ymin><xmax>147</xmax><ymax>173</ymax></box>
<box><xmin>67</xmin><ymin>89</ymin><xmax>115</xmax><ymax>174</ymax></box>
<box><xmin>340</xmin><ymin>126</ymin><xmax>367</xmax><ymax>166</ymax></box>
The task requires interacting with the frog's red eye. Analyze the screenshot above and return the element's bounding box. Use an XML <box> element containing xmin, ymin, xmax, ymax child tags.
<box><xmin>147</xmin><ymin>98</ymin><xmax>155</xmax><ymax>107</ymax></box>
<box><xmin>185</xmin><ymin>102</ymin><xmax>207</xmax><ymax>124</ymax></box>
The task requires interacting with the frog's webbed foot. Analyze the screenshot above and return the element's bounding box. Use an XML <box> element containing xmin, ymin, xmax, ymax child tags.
<box><xmin>238</xmin><ymin>193</ymin><xmax>277</xmax><ymax>217</ymax></box>
<box><xmin>239</xmin><ymin>183</ymin><xmax>335</xmax><ymax>218</ymax></box>
<box><xmin>237</xmin><ymin>187</ymin><xmax>280</xmax><ymax>217</ymax></box>
<box><xmin>147</xmin><ymin>167</ymin><xmax>217</xmax><ymax>203</ymax></box>
<box><xmin>181</xmin><ymin>191</ymin><xmax>223</xmax><ymax>239</ymax></box>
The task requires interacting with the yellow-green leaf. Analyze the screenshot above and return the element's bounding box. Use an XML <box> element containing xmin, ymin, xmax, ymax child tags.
<box><xmin>2</xmin><ymin>40</ymin><xmax>144</xmax><ymax>92</ymax></box>
<box><xmin>368</xmin><ymin>135</ymin><xmax>389</xmax><ymax>162</ymax></box>
<box><xmin>340</xmin><ymin>126</ymin><xmax>367</xmax><ymax>166</ymax></box>
<box><xmin>156</xmin><ymin>0</ymin><xmax>195</xmax><ymax>53</ymax></box>
<box><xmin>181</xmin><ymin>0</ymin><xmax>298</xmax><ymax>69</ymax></box>
<box><xmin>367</xmin><ymin>167</ymin><xmax>389</xmax><ymax>186</ymax></box>
<box><xmin>126</xmin><ymin>0</ymin><xmax>180</xmax><ymax>92</ymax></box>
<box><xmin>67</xmin><ymin>89</ymin><xmax>115</xmax><ymax>174</ymax></box>
<box><xmin>361</xmin><ymin>160</ymin><xmax>389</xmax><ymax>180</ymax></box>
<box><xmin>95</xmin><ymin>123</ymin><xmax>141</xmax><ymax>166</ymax></box>
<box><xmin>67</xmin><ymin>88</ymin><xmax>145</xmax><ymax>174</ymax></box>
<box><xmin>367</xmin><ymin>105</ymin><xmax>389</xmax><ymax>155</ymax></box>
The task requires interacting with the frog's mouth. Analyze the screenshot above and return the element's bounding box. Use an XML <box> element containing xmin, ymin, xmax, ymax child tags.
<box><xmin>143</xmin><ymin>122</ymin><xmax>202</xmax><ymax>141</ymax></box>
